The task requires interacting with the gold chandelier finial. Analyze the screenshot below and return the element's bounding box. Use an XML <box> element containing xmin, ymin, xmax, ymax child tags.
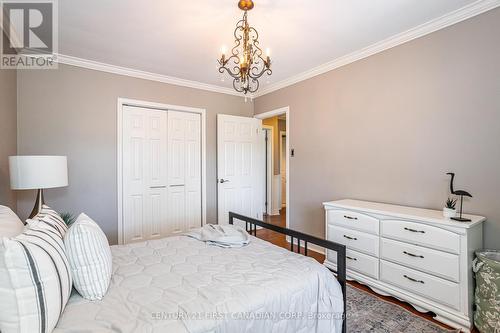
<box><xmin>238</xmin><ymin>0</ymin><xmax>254</xmax><ymax>11</ymax></box>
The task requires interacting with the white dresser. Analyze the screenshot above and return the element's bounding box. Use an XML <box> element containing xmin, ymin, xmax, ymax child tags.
<box><xmin>323</xmin><ymin>199</ymin><xmax>485</xmax><ymax>332</ymax></box>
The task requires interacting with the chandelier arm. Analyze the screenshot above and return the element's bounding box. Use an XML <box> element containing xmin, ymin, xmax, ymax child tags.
<box><xmin>219</xmin><ymin>65</ymin><xmax>241</xmax><ymax>79</ymax></box>
<box><xmin>224</xmin><ymin>54</ymin><xmax>241</xmax><ymax>66</ymax></box>
<box><xmin>232</xmin><ymin>79</ymin><xmax>245</xmax><ymax>93</ymax></box>
<box><xmin>249</xmin><ymin>67</ymin><xmax>272</xmax><ymax>80</ymax></box>
<box><xmin>248</xmin><ymin>54</ymin><xmax>272</xmax><ymax>79</ymax></box>
<box><xmin>249</xmin><ymin>27</ymin><xmax>262</xmax><ymax>53</ymax></box>
<box><xmin>232</xmin><ymin>26</ymin><xmax>244</xmax><ymax>57</ymax></box>
<box><xmin>248</xmin><ymin>78</ymin><xmax>260</xmax><ymax>93</ymax></box>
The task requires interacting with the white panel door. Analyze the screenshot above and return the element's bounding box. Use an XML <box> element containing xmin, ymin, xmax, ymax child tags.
<box><xmin>168</xmin><ymin>110</ymin><xmax>201</xmax><ymax>233</ymax></box>
<box><xmin>122</xmin><ymin>106</ymin><xmax>167</xmax><ymax>243</ymax></box>
<box><xmin>217</xmin><ymin>114</ymin><xmax>263</xmax><ymax>226</ymax></box>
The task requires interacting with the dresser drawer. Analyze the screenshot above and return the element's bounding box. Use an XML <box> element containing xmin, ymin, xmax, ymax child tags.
<box><xmin>327</xmin><ymin>209</ymin><xmax>379</xmax><ymax>235</ymax></box>
<box><xmin>328</xmin><ymin>249</ymin><xmax>379</xmax><ymax>279</ymax></box>
<box><xmin>380</xmin><ymin>220</ymin><xmax>460</xmax><ymax>254</ymax></box>
<box><xmin>380</xmin><ymin>260</ymin><xmax>460</xmax><ymax>310</ymax></box>
<box><xmin>328</xmin><ymin>225</ymin><xmax>379</xmax><ymax>257</ymax></box>
<box><xmin>380</xmin><ymin>238</ymin><xmax>459</xmax><ymax>282</ymax></box>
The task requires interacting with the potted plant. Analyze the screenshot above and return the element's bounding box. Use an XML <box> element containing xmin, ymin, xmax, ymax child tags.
<box><xmin>443</xmin><ymin>197</ymin><xmax>457</xmax><ymax>219</ymax></box>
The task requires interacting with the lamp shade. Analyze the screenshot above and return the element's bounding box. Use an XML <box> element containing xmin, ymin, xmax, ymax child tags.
<box><xmin>9</xmin><ymin>156</ymin><xmax>68</xmax><ymax>190</ymax></box>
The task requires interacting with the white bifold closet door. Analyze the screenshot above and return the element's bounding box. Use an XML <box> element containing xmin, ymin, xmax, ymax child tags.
<box><xmin>122</xmin><ymin>106</ymin><xmax>201</xmax><ymax>244</ymax></box>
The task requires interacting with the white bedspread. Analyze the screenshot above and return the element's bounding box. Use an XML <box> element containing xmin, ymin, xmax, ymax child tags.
<box><xmin>54</xmin><ymin>235</ymin><xmax>343</xmax><ymax>333</ymax></box>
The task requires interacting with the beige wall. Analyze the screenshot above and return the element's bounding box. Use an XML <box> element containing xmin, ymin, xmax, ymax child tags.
<box><xmin>254</xmin><ymin>8</ymin><xmax>500</xmax><ymax>249</ymax></box>
<box><xmin>17</xmin><ymin>64</ymin><xmax>253</xmax><ymax>244</ymax></box>
<box><xmin>0</xmin><ymin>66</ymin><xmax>17</xmax><ymax>210</ymax></box>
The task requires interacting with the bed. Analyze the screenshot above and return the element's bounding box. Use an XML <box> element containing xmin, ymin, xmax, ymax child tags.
<box><xmin>53</xmin><ymin>213</ymin><xmax>347</xmax><ymax>333</ymax></box>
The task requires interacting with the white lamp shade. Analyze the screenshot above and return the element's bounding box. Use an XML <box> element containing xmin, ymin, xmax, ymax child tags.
<box><xmin>9</xmin><ymin>156</ymin><xmax>68</xmax><ymax>190</ymax></box>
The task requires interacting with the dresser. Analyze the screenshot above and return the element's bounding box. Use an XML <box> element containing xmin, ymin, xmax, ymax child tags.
<box><xmin>323</xmin><ymin>199</ymin><xmax>485</xmax><ymax>332</ymax></box>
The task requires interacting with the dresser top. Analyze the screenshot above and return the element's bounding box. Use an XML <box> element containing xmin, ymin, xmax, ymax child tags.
<box><xmin>323</xmin><ymin>199</ymin><xmax>486</xmax><ymax>228</ymax></box>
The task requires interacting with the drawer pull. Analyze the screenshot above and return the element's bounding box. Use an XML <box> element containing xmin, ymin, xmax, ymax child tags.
<box><xmin>343</xmin><ymin>235</ymin><xmax>357</xmax><ymax>240</ymax></box>
<box><xmin>403</xmin><ymin>251</ymin><xmax>424</xmax><ymax>258</ymax></box>
<box><xmin>346</xmin><ymin>256</ymin><xmax>357</xmax><ymax>261</ymax></box>
<box><xmin>404</xmin><ymin>274</ymin><xmax>425</xmax><ymax>284</ymax></box>
<box><xmin>344</xmin><ymin>215</ymin><xmax>358</xmax><ymax>220</ymax></box>
<box><xmin>404</xmin><ymin>227</ymin><xmax>425</xmax><ymax>234</ymax></box>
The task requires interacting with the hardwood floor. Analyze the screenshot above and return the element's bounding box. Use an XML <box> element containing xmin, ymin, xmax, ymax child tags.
<box><xmin>259</xmin><ymin>208</ymin><xmax>470</xmax><ymax>332</ymax></box>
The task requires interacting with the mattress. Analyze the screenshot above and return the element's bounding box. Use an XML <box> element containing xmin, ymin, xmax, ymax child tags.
<box><xmin>54</xmin><ymin>234</ymin><xmax>343</xmax><ymax>333</ymax></box>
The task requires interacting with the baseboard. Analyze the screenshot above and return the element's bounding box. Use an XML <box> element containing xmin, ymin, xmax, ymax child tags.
<box><xmin>270</xmin><ymin>209</ymin><xmax>281</xmax><ymax>216</ymax></box>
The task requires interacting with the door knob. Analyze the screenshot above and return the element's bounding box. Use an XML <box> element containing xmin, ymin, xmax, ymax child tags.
<box><xmin>219</xmin><ymin>179</ymin><xmax>230</xmax><ymax>183</ymax></box>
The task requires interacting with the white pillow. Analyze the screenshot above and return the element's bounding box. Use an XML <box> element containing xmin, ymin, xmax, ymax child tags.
<box><xmin>64</xmin><ymin>213</ymin><xmax>112</xmax><ymax>301</ymax></box>
<box><xmin>0</xmin><ymin>205</ymin><xmax>24</xmax><ymax>240</ymax></box>
<box><xmin>32</xmin><ymin>204</ymin><xmax>69</xmax><ymax>238</ymax></box>
<box><xmin>0</xmin><ymin>219</ymin><xmax>72</xmax><ymax>333</ymax></box>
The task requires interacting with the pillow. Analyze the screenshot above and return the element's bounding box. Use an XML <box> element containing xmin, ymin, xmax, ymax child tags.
<box><xmin>0</xmin><ymin>219</ymin><xmax>72</xmax><ymax>333</ymax></box>
<box><xmin>32</xmin><ymin>204</ymin><xmax>68</xmax><ymax>238</ymax></box>
<box><xmin>0</xmin><ymin>205</ymin><xmax>24</xmax><ymax>240</ymax></box>
<box><xmin>64</xmin><ymin>213</ymin><xmax>112</xmax><ymax>301</ymax></box>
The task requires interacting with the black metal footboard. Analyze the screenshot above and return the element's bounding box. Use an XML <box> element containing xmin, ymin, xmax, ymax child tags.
<box><xmin>228</xmin><ymin>212</ymin><xmax>347</xmax><ymax>333</ymax></box>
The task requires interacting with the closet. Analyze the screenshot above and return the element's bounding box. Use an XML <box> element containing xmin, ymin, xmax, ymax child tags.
<box><xmin>121</xmin><ymin>105</ymin><xmax>201</xmax><ymax>244</ymax></box>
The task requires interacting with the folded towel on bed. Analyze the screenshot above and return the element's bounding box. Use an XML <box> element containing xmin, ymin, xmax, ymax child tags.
<box><xmin>184</xmin><ymin>224</ymin><xmax>250</xmax><ymax>248</ymax></box>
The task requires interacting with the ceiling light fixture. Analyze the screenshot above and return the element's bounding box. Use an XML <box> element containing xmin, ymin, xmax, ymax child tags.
<box><xmin>218</xmin><ymin>0</ymin><xmax>272</xmax><ymax>95</ymax></box>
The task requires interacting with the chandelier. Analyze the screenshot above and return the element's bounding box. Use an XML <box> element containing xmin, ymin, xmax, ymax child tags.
<box><xmin>218</xmin><ymin>0</ymin><xmax>272</xmax><ymax>95</ymax></box>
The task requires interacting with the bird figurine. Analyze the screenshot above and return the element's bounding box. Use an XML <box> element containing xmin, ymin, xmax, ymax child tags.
<box><xmin>446</xmin><ymin>172</ymin><xmax>472</xmax><ymax>222</ymax></box>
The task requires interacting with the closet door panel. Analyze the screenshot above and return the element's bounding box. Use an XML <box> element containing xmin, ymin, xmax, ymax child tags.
<box><xmin>167</xmin><ymin>111</ymin><xmax>186</xmax><ymax>233</ymax></box>
<box><xmin>168</xmin><ymin>184</ymin><xmax>185</xmax><ymax>234</ymax></box>
<box><xmin>168</xmin><ymin>112</ymin><xmax>186</xmax><ymax>186</ymax></box>
<box><xmin>122</xmin><ymin>107</ymin><xmax>147</xmax><ymax>243</ymax></box>
<box><xmin>146</xmin><ymin>110</ymin><xmax>168</xmax><ymax>239</ymax></box>
<box><xmin>123</xmin><ymin>106</ymin><xmax>168</xmax><ymax>243</ymax></box>
<box><xmin>184</xmin><ymin>113</ymin><xmax>202</xmax><ymax>230</ymax></box>
<box><xmin>123</xmin><ymin>108</ymin><xmax>146</xmax><ymax>243</ymax></box>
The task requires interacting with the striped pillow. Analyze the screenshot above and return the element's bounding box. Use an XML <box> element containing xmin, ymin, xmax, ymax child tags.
<box><xmin>0</xmin><ymin>220</ymin><xmax>72</xmax><ymax>333</ymax></box>
<box><xmin>32</xmin><ymin>205</ymin><xmax>69</xmax><ymax>238</ymax></box>
<box><xmin>64</xmin><ymin>213</ymin><xmax>112</xmax><ymax>301</ymax></box>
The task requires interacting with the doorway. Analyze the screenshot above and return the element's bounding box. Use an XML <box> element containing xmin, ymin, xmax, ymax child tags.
<box><xmin>255</xmin><ymin>107</ymin><xmax>289</xmax><ymax>229</ymax></box>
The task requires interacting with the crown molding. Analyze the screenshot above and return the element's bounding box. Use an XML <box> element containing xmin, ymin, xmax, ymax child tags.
<box><xmin>254</xmin><ymin>0</ymin><xmax>500</xmax><ymax>98</ymax></box>
<box><xmin>55</xmin><ymin>54</ymin><xmax>247</xmax><ymax>97</ymax></box>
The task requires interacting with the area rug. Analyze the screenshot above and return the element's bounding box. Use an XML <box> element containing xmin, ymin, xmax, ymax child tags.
<box><xmin>347</xmin><ymin>285</ymin><xmax>457</xmax><ymax>332</ymax></box>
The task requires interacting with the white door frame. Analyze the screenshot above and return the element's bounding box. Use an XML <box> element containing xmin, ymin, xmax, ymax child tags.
<box><xmin>116</xmin><ymin>97</ymin><xmax>207</xmax><ymax>245</ymax></box>
<box><xmin>262</xmin><ymin>125</ymin><xmax>273</xmax><ymax>215</ymax></box>
<box><xmin>254</xmin><ymin>106</ymin><xmax>289</xmax><ymax>229</ymax></box>
<box><xmin>279</xmin><ymin>130</ymin><xmax>286</xmax><ymax>208</ymax></box>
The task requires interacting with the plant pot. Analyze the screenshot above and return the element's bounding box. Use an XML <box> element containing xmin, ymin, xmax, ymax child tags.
<box><xmin>443</xmin><ymin>207</ymin><xmax>457</xmax><ymax>219</ymax></box>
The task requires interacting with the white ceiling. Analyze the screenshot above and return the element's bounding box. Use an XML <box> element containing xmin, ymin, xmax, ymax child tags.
<box><xmin>59</xmin><ymin>0</ymin><xmax>483</xmax><ymax>92</ymax></box>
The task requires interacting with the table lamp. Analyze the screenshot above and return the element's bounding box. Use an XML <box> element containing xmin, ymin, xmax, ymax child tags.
<box><xmin>9</xmin><ymin>156</ymin><xmax>68</xmax><ymax>219</ymax></box>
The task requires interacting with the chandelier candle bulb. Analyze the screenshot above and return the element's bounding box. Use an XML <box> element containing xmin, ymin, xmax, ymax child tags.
<box><xmin>217</xmin><ymin>0</ymin><xmax>272</xmax><ymax>95</ymax></box>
